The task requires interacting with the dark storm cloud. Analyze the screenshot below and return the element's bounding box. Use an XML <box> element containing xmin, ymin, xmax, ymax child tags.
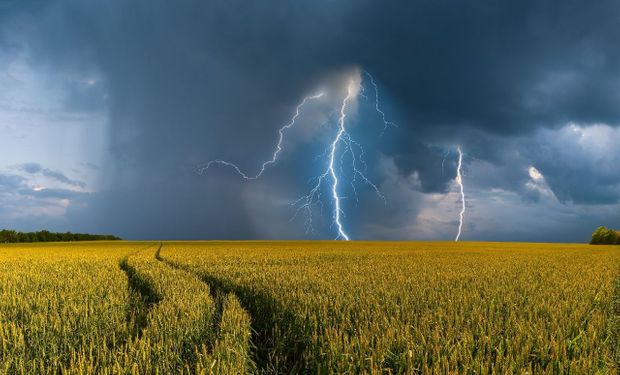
<box><xmin>348</xmin><ymin>0</ymin><xmax>620</xmax><ymax>197</ymax></box>
<box><xmin>4</xmin><ymin>0</ymin><xmax>619</xmax><ymax>239</ymax></box>
<box><xmin>30</xmin><ymin>1</ymin><xmax>620</xmax><ymax>134</ymax></box>
<box><xmin>355</xmin><ymin>1</ymin><xmax>620</xmax><ymax>133</ymax></box>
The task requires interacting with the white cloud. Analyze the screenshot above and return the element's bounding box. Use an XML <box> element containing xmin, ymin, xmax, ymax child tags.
<box><xmin>525</xmin><ymin>166</ymin><xmax>556</xmax><ymax>200</ymax></box>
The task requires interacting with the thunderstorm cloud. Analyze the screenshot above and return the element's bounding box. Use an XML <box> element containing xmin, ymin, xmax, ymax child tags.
<box><xmin>0</xmin><ymin>0</ymin><xmax>618</xmax><ymax>241</ymax></box>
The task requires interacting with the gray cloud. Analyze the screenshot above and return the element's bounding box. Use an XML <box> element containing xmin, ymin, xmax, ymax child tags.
<box><xmin>0</xmin><ymin>169</ymin><xmax>85</xmax><ymax>232</ymax></box>
<box><xmin>18</xmin><ymin>163</ymin><xmax>86</xmax><ymax>188</ymax></box>
<box><xmin>18</xmin><ymin>187</ymin><xmax>87</xmax><ymax>200</ymax></box>
<box><xmin>0</xmin><ymin>174</ymin><xmax>25</xmax><ymax>191</ymax></box>
<box><xmin>41</xmin><ymin>169</ymin><xmax>85</xmax><ymax>188</ymax></box>
<box><xmin>526</xmin><ymin>125</ymin><xmax>620</xmax><ymax>205</ymax></box>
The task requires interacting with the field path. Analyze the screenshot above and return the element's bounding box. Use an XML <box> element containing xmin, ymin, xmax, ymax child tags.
<box><xmin>113</xmin><ymin>242</ymin><xmax>254</xmax><ymax>373</ymax></box>
<box><xmin>157</xmin><ymin>245</ymin><xmax>310</xmax><ymax>374</ymax></box>
<box><xmin>119</xmin><ymin>243</ymin><xmax>163</xmax><ymax>338</ymax></box>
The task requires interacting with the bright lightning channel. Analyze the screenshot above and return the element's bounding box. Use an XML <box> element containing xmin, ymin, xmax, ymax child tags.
<box><xmin>328</xmin><ymin>82</ymin><xmax>355</xmax><ymax>240</ymax></box>
<box><xmin>197</xmin><ymin>92</ymin><xmax>324</xmax><ymax>179</ymax></box>
<box><xmin>363</xmin><ymin>70</ymin><xmax>398</xmax><ymax>135</ymax></box>
<box><xmin>201</xmin><ymin>71</ymin><xmax>392</xmax><ymax>240</ymax></box>
<box><xmin>291</xmin><ymin>78</ymin><xmax>384</xmax><ymax>240</ymax></box>
<box><xmin>455</xmin><ymin>146</ymin><xmax>466</xmax><ymax>242</ymax></box>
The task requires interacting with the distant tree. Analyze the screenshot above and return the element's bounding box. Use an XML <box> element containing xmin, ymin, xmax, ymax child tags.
<box><xmin>0</xmin><ymin>229</ymin><xmax>121</xmax><ymax>243</ymax></box>
<box><xmin>590</xmin><ymin>226</ymin><xmax>606</xmax><ymax>244</ymax></box>
<box><xmin>19</xmin><ymin>232</ymin><xmax>29</xmax><ymax>242</ymax></box>
<box><xmin>37</xmin><ymin>230</ymin><xmax>51</xmax><ymax>242</ymax></box>
<box><xmin>590</xmin><ymin>226</ymin><xmax>619</xmax><ymax>245</ymax></box>
<box><xmin>0</xmin><ymin>230</ymin><xmax>17</xmax><ymax>243</ymax></box>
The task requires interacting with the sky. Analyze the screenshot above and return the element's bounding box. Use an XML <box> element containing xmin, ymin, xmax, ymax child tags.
<box><xmin>0</xmin><ymin>0</ymin><xmax>618</xmax><ymax>241</ymax></box>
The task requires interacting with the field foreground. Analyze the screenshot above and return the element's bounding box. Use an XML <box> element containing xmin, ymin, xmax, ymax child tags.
<box><xmin>0</xmin><ymin>241</ymin><xmax>618</xmax><ymax>374</ymax></box>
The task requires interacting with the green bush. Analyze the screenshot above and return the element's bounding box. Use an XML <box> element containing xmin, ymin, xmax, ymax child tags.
<box><xmin>590</xmin><ymin>226</ymin><xmax>619</xmax><ymax>245</ymax></box>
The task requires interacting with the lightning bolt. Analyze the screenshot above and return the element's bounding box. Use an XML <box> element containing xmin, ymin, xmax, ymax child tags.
<box><xmin>291</xmin><ymin>78</ymin><xmax>385</xmax><ymax>240</ymax></box>
<box><xmin>363</xmin><ymin>70</ymin><xmax>398</xmax><ymax>135</ymax></box>
<box><xmin>455</xmin><ymin>146</ymin><xmax>466</xmax><ymax>242</ymax></box>
<box><xmin>201</xmin><ymin>70</ymin><xmax>393</xmax><ymax>240</ymax></box>
<box><xmin>328</xmin><ymin>82</ymin><xmax>355</xmax><ymax>240</ymax></box>
<box><xmin>197</xmin><ymin>92</ymin><xmax>324</xmax><ymax>179</ymax></box>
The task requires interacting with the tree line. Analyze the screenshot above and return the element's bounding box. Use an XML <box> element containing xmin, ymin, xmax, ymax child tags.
<box><xmin>0</xmin><ymin>229</ymin><xmax>121</xmax><ymax>243</ymax></box>
<box><xmin>590</xmin><ymin>226</ymin><xmax>620</xmax><ymax>245</ymax></box>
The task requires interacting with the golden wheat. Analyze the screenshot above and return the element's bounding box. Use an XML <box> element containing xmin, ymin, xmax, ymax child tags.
<box><xmin>0</xmin><ymin>241</ymin><xmax>617</xmax><ymax>374</ymax></box>
<box><xmin>161</xmin><ymin>241</ymin><xmax>620</xmax><ymax>374</ymax></box>
<box><xmin>0</xmin><ymin>242</ymin><xmax>253</xmax><ymax>374</ymax></box>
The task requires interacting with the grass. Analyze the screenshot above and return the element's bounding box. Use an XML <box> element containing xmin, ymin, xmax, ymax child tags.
<box><xmin>0</xmin><ymin>241</ymin><xmax>617</xmax><ymax>373</ymax></box>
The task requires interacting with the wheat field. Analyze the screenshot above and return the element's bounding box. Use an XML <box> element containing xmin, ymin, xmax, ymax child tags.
<box><xmin>0</xmin><ymin>241</ymin><xmax>617</xmax><ymax>374</ymax></box>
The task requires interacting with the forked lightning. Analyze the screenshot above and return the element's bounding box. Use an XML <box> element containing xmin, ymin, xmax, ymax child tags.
<box><xmin>201</xmin><ymin>71</ymin><xmax>393</xmax><ymax>240</ymax></box>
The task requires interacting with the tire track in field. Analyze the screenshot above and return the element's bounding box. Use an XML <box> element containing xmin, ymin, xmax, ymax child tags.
<box><xmin>157</xmin><ymin>250</ymin><xmax>312</xmax><ymax>374</ymax></box>
<box><xmin>155</xmin><ymin>244</ymin><xmax>226</xmax><ymax>352</ymax></box>
<box><xmin>119</xmin><ymin>243</ymin><xmax>163</xmax><ymax>338</ymax></box>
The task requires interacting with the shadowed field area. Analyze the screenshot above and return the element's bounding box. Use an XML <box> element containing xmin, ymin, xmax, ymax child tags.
<box><xmin>0</xmin><ymin>241</ymin><xmax>618</xmax><ymax>373</ymax></box>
